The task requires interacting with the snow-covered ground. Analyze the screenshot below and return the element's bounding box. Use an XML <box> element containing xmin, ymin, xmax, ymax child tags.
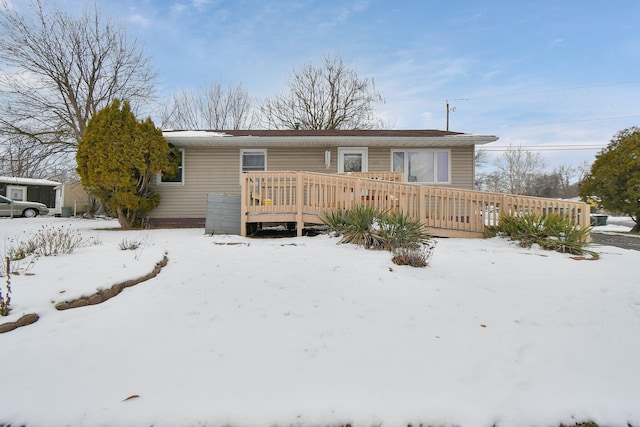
<box><xmin>0</xmin><ymin>216</ymin><xmax>638</xmax><ymax>427</ymax></box>
<box><xmin>592</xmin><ymin>215</ymin><xmax>638</xmax><ymax>235</ymax></box>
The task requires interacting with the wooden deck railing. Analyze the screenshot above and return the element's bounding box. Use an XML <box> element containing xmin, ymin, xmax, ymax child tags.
<box><xmin>240</xmin><ymin>171</ymin><xmax>591</xmax><ymax>238</ymax></box>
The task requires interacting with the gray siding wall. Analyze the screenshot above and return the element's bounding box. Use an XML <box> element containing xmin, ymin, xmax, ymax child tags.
<box><xmin>149</xmin><ymin>145</ymin><xmax>476</xmax><ymax>219</ymax></box>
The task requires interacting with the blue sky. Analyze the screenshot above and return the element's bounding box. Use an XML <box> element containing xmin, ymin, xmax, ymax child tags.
<box><xmin>38</xmin><ymin>1</ymin><xmax>640</xmax><ymax>168</ymax></box>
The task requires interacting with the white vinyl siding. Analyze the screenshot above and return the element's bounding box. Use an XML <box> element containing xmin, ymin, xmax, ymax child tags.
<box><xmin>148</xmin><ymin>145</ymin><xmax>476</xmax><ymax>220</ymax></box>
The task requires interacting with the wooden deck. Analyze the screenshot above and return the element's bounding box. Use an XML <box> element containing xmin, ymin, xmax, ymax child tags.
<box><xmin>240</xmin><ymin>171</ymin><xmax>591</xmax><ymax>238</ymax></box>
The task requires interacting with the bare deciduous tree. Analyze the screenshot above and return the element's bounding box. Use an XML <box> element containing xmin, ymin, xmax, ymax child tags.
<box><xmin>0</xmin><ymin>0</ymin><xmax>157</xmax><ymax>175</ymax></box>
<box><xmin>260</xmin><ymin>53</ymin><xmax>383</xmax><ymax>130</ymax></box>
<box><xmin>160</xmin><ymin>82</ymin><xmax>256</xmax><ymax>130</ymax></box>
<box><xmin>494</xmin><ymin>144</ymin><xmax>546</xmax><ymax>195</ymax></box>
<box><xmin>552</xmin><ymin>163</ymin><xmax>578</xmax><ymax>198</ymax></box>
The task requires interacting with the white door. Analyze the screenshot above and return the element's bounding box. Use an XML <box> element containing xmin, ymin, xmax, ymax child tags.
<box><xmin>338</xmin><ymin>148</ymin><xmax>368</xmax><ymax>173</ymax></box>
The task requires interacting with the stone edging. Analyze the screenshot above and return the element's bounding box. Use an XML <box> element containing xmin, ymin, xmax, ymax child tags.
<box><xmin>55</xmin><ymin>254</ymin><xmax>168</xmax><ymax>310</ymax></box>
<box><xmin>0</xmin><ymin>254</ymin><xmax>168</xmax><ymax>334</ymax></box>
<box><xmin>0</xmin><ymin>313</ymin><xmax>39</xmax><ymax>334</ymax></box>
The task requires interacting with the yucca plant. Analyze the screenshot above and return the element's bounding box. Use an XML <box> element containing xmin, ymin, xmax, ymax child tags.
<box><xmin>321</xmin><ymin>209</ymin><xmax>349</xmax><ymax>235</ymax></box>
<box><xmin>377</xmin><ymin>210</ymin><xmax>431</xmax><ymax>250</ymax></box>
<box><xmin>322</xmin><ymin>206</ymin><xmax>437</xmax><ymax>267</ymax></box>
<box><xmin>489</xmin><ymin>212</ymin><xmax>596</xmax><ymax>257</ymax></box>
<box><xmin>322</xmin><ymin>205</ymin><xmax>388</xmax><ymax>249</ymax></box>
<box><xmin>343</xmin><ymin>205</ymin><xmax>386</xmax><ymax>249</ymax></box>
<box><xmin>538</xmin><ymin>214</ymin><xmax>595</xmax><ymax>256</ymax></box>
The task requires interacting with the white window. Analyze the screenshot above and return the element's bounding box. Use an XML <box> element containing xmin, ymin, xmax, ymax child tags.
<box><xmin>392</xmin><ymin>149</ymin><xmax>450</xmax><ymax>184</ymax></box>
<box><xmin>7</xmin><ymin>186</ymin><xmax>26</xmax><ymax>201</ymax></box>
<box><xmin>241</xmin><ymin>149</ymin><xmax>266</xmax><ymax>173</ymax></box>
<box><xmin>160</xmin><ymin>149</ymin><xmax>184</xmax><ymax>184</ymax></box>
<box><xmin>338</xmin><ymin>147</ymin><xmax>368</xmax><ymax>173</ymax></box>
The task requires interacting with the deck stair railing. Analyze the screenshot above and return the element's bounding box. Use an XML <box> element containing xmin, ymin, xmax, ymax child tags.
<box><xmin>240</xmin><ymin>171</ymin><xmax>591</xmax><ymax>238</ymax></box>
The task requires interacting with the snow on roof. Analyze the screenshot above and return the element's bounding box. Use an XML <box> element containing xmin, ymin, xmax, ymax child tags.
<box><xmin>161</xmin><ymin>130</ymin><xmax>230</xmax><ymax>138</ymax></box>
<box><xmin>0</xmin><ymin>176</ymin><xmax>62</xmax><ymax>186</ymax></box>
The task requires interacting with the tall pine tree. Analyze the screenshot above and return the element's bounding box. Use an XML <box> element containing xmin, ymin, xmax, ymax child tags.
<box><xmin>76</xmin><ymin>100</ymin><xmax>176</xmax><ymax>228</ymax></box>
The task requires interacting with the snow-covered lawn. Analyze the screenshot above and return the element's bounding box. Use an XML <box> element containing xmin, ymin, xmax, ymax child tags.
<box><xmin>0</xmin><ymin>216</ymin><xmax>639</xmax><ymax>427</ymax></box>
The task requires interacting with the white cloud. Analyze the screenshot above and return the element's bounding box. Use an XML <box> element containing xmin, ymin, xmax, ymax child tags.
<box><xmin>170</xmin><ymin>2</ymin><xmax>188</xmax><ymax>13</ymax></box>
<box><xmin>421</xmin><ymin>112</ymin><xmax>433</xmax><ymax>123</ymax></box>
<box><xmin>192</xmin><ymin>0</ymin><xmax>211</xmax><ymax>12</ymax></box>
<box><xmin>128</xmin><ymin>13</ymin><xmax>150</xmax><ymax>27</ymax></box>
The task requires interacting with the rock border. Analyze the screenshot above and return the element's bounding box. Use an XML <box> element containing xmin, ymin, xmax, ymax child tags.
<box><xmin>0</xmin><ymin>313</ymin><xmax>39</xmax><ymax>334</ymax></box>
<box><xmin>0</xmin><ymin>254</ymin><xmax>168</xmax><ymax>334</ymax></box>
<box><xmin>55</xmin><ymin>254</ymin><xmax>168</xmax><ymax>310</ymax></box>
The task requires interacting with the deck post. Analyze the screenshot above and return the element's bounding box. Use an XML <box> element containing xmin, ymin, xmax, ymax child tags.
<box><xmin>500</xmin><ymin>194</ymin><xmax>508</xmax><ymax>221</ymax></box>
<box><xmin>419</xmin><ymin>186</ymin><xmax>426</xmax><ymax>225</ymax></box>
<box><xmin>240</xmin><ymin>175</ymin><xmax>248</xmax><ymax>237</ymax></box>
<box><xmin>354</xmin><ymin>178</ymin><xmax>362</xmax><ymax>208</ymax></box>
<box><xmin>296</xmin><ymin>171</ymin><xmax>304</xmax><ymax>236</ymax></box>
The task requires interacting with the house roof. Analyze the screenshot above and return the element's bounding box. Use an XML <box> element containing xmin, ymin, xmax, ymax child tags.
<box><xmin>0</xmin><ymin>176</ymin><xmax>62</xmax><ymax>187</ymax></box>
<box><xmin>162</xmin><ymin>129</ymin><xmax>499</xmax><ymax>148</ymax></box>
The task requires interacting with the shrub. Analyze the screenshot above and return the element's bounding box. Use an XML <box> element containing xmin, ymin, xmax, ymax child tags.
<box><xmin>391</xmin><ymin>240</ymin><xmax>437</xmax><ymax>267</ymax></box>
<box><xmin>1</xmin><ymin>226</ymin><xmax>101</xmax><ymax>315</ymax></box>
<box><xmin>6</xmin><ymin>225</ymin><xmax>86</xmax><ymax>259</ymax></box>
<box><xmin>378</xmin><ymin>210</ymin><xmax>431</xmax><ymax>250</ymax></box>
<box><xmin>487</xmin><ymin>213</ymin><xmax>597</xmax><ymax>257</ymax></box>
<box><xmin>322</xmin><ymin>205</ymin><xmax>388</xmax><ymax>249</ymax></box>
<box><xmin>322</xmin><ymin>206</ymin><xmax>436</xmax><ymax>267</ymax></box>
<box><xmin>2</xmin><ymin>225</ymin><xmax>100</xmax><ymax>275</ymax></box>
<box><xmin>321</xmin><ymin>209</ymin><xmax>349</xmax><ymax>234</ymax></box>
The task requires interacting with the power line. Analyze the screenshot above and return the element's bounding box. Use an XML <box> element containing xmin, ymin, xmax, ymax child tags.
<box><xmin>500</xmin><ymin>114</ymin><xmax>640</xmax><ymax>128</ymax></box>
<box><xmin>450</xmin><ymin>80</ymin><xmax>640</xmax><ymax>102</ymax></box>
<box><xmin>480</xmin><ymin>145</ymin><xmax>604</xmax><ymax>152</ymax></box>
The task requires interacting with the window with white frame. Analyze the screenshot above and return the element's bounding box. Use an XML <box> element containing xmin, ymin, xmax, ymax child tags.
<box><xmin>391</xmin><ymin>149</ymin><xmax>450</xmax><ymax>184</ymax></box>
<box><xmin>241</xmin><ymin>149</ymin><xmax>266</xmax><ymax>173</ymax></box>
<box><xmin>160</xmin><ymin>149</ymin><xmax>184</xmax><ymax>183</ymax></box>
<box><xmin>7</xmin><ymin>185</ymin><xmax>27</xmax><ymax>201</ymax></box>
<box><xmin>338</xmin><ymin>147</ymin><xmax>368</xmax><ymax>173</ymax></box>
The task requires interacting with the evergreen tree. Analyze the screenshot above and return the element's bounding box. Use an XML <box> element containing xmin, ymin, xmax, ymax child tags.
<box><xmin>76</xmin><ymin>100</ymin><xmax>176</xmax><ymax>228</ymax></box>
<box><xmin>579</xmin><ymin>127</ymin><xmax>640</xmax><ymax>233</ymax></box>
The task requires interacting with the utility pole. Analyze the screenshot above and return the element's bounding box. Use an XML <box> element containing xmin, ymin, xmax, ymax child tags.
<box><xmin>445</xmin><ymin>100</ymin><xmax>456</xmax><ymax>131</ymax></box>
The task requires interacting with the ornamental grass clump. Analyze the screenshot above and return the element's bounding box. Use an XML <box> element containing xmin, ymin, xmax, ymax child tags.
<box><xmin>1</xmin><ymin>226</ymin><xmax>101</xmax><ymax>315</ymax></box>
<box><xmin>119</xmin><ymin>238</ymin><xmax>142</xmax><ymax>251</ymax></box>
<box><xmin>391</xmin><ymin>239</ymin><xmax>437</xmax><ymax>268</ymax></box>
<box><xmin>486</xmin><ymin>212</ymin><xmax>596</xmax><ymax>257</ymax></box>
<box><xmin>6</xmin><ymin>225</ymin><xmax>86</xmax><ymax>260</ymax></box>
<box><xmin>2</xmin><ymin>225</ymin><xmax>100</xmax><ymax>275</ymax></box>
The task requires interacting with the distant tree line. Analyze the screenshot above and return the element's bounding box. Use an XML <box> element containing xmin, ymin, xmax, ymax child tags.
<box><xmin>475</xmin><ymin>145</ymin><xmax>589</xmax><ymax>199</ymax></box>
